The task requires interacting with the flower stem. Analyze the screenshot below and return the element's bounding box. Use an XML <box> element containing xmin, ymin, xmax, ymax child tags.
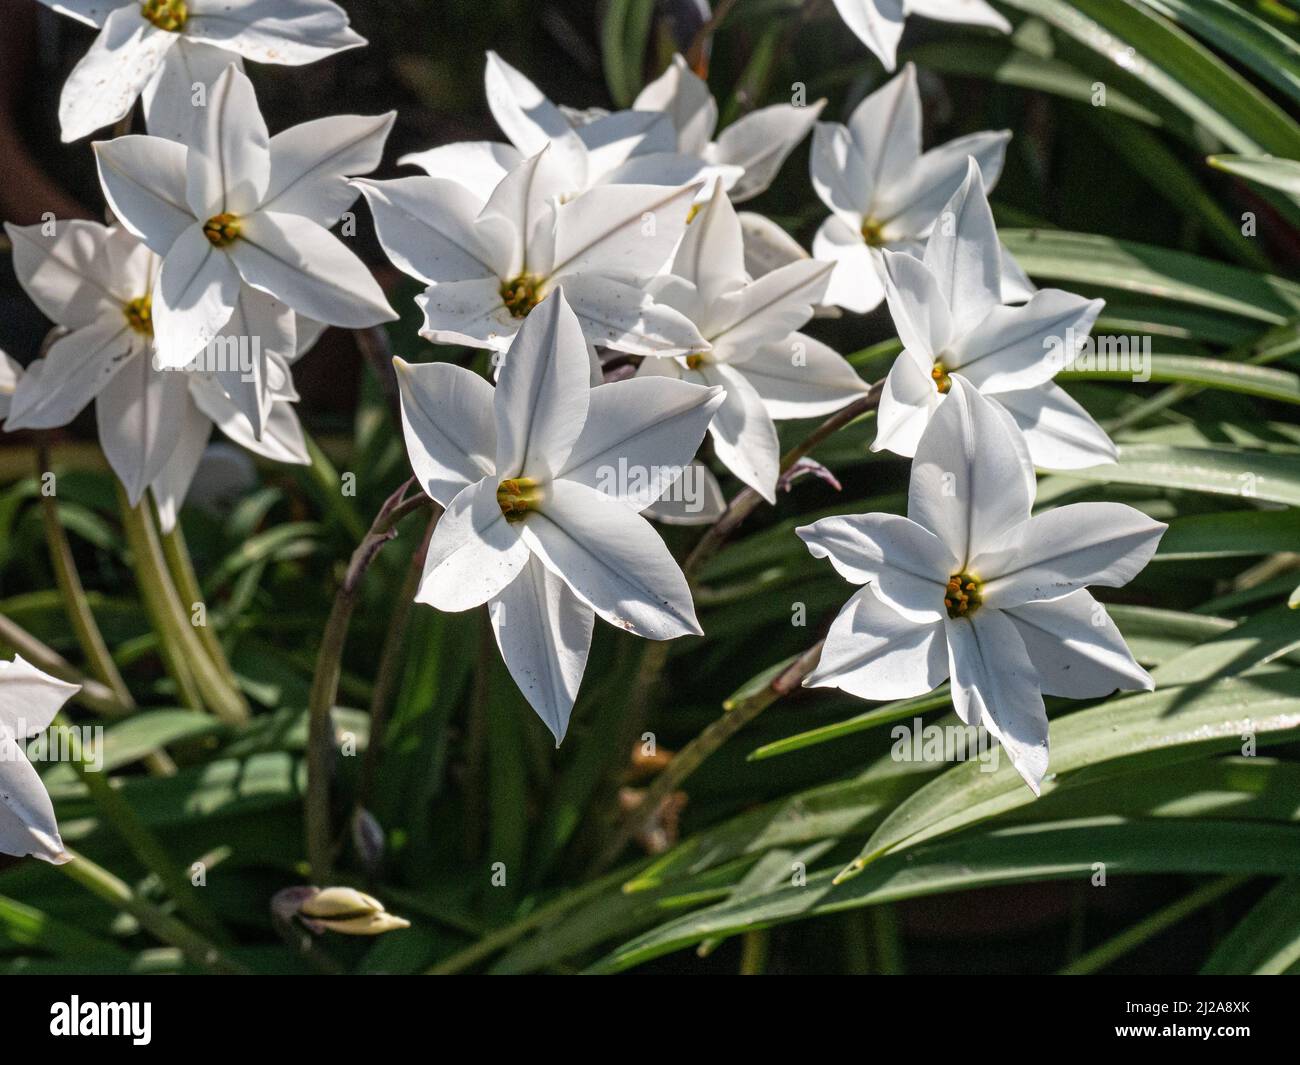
<box><xmin>160</xmin><ymin>521</ymin><xmax>242</xmax><ymax>695</ymax></box>
<box><xmin>302</xmin><ymin>428</ymin><xmax>369</xmax><ymax>542</ymax></box>
<box><xmin>305</xmin><ymin>478</ymin><xmax>434</xmax><ymax>881</ymax></box>
<box><xmin>56</xmin><ymin>847</ymin><xmax>247</xmax><ymax>974</ymax></box>
<box><xmin>116</xmin><ymin>484</ymin><xmax>248</xmax><ymax>724</ymax></box>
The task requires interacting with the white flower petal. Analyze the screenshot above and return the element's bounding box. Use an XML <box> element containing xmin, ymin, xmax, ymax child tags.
<box><xmin>394</xmin><ymin>358</ymin><xmax>497</xmax><ymax>507</ymax></box>
<box><xmin>951</xmin><ymin>289</ymin><xmax>1104</xmax><ymax>394</ymax></box>
<box><xmin>882</xmin><ymin>130</ymin><xmax>1010</xmax><ymax>241</ymax></box>
<box><xmin>479</xmin><ymin>146</ymin><xmax>569</xmax><ymax>280</ymax></box>
<box><xmin>152</xmin><ymin>223</ymin><xmax>240</xmax><ymax>368</ymax></box>
<box><xmin>701</xmin><ymin>364</ymin><xmax>780</xmax><ymax>503</ymax></box>
<box><xmin>415</xmin><ymin>280</ymin><xmax>515</xmax><ymax>350</ymax></box>
<box><xmin>908</xmin><ymin>376</ymin><xmax>1033</xmax><ymax>567</ymax></box>
<box><xmin>1005</xmin><ymin>590</ymin><xmax>1152</xmax><ymax>698</ymax></box>
<box><xmin>633</xmin><ymin>54</ymin><xmax>717</xmax><ymax>156</ymax></box>
<box><xmin>42</xmin><ymin>2</ymin><xmax>112</xmax><ymax>28</ymax></box>
<box><xmin>493</xmin><ymin>289</ymin><xmax>590</xmax><ymax>479</ymax></box>
<box><xmin>94</xmin><ymin>135</ymin><xmax>194</xmax><ymax>254</ymax></box>
<box><xmin>908</xmin><ymin>0</ymin><xmax>1012</xmax><ymax>32</ymax></box>
<box><xmin>5</xmin><ymin>220</ymin><xmax>124</xmax><ymax>329</ymax></box>
<box><xmin>483</xmin><ymin>50</ymin><xmax>587</xmax><ymax>181</ymax></box>
<box><xmin>521</xmin><ymin>479</ymin><xmax>700</xmax><ymax>639</ymax></box>
<box><xmin>810</xmin><ymin>122</ymin><xmax>871</xmax><ymax>221</ymax></box>
<box><xmin>418</xmin><ymin>477</ymin><xmax>528</xmax><ymax>611</ymax></box>
<box><xmin>211</xmin><ymin>285</ymin><xmax>295</xmax><ymax>439</ymax></box>
<box><xmin>738</xmin><ymin>212</ymin><xmax>810</xmax><ymax>278</ymax></box>
<box><xmin>873</xmin><ymin>346</ymin><xmax>941</xmax><ymax>457</ymax></box>
<box><xmin>734</xmin><ymin>333</ymin><xmax>868</xmax><ymax>419</ymax></box>
<box><xmin>706</xmin><ymin>259</ymin><xmax>833</xmax><ymax>355</ymax></box>
<box><xmin>918</xmin><ymin>158</ymin><xmax>1001</xmax><ymax>336</ymax></box>
<box><xmin>578</xmin><ymin>110</ymin><xmax>676</xmax><ymax>179</ymax></box>
<box><xmin>945</xmin><ymin>609</ymin><xmax>1048</xmax><ymax>793</ymax></box>
<box><xmin>0</xmin><ymin>742</ymin><xmax>66</xmax><ymax>863</ymax></box>
<box><xmin>398</xmin><ymin>141</ymin><xmax>522</xmax><ymax>194</ymax></box>
<box><xmin>184</xmin><ymin>64</ymin><xmax>270</xmax><ymax>218</ymax></box>
<box><xmin>558</xmin><ymin>376</ymin><xmax>723</xmax><ymax>508</ymax></box>
<box><xmin>713</xmin><ymin>99</ymin><xmax>825</xmax><ymax>202</ymax></box>
<box><xmin>669</xmin><ymin>182</ymin><xmax>746</xmax><ymax>303</ymax></box>
<box><xmin>811</xmin><ymin>215</ymin><xmax>884</xmax><ymax>313</ymax></box>
<box><xmin>845</xmin><ymin>64</ymin><xmax>921</xmax><ymax>207</ymax></box>
<box><xmin>997</xmin><ymin>383</ymin><xmax>1118</xmax><ymax>470</ymax></box>
<box><xmin>880</xmin><ymin>247</ymin><xmax>952</xmax><ymax>359</ymax></box>
<box><xmin>976</xmin><ymin>502</ymin><xmax>1167</xmax><ymax>608</ymax></box>
<box><xmin>549</xmin><ymin>182</ymin><xmax>699</xmax><ymax>281</ymax></box>
<box><xmin>262</xmin><ymin>111</ymin><xmax>394</xmax><ymax>227</ymax></box>
<box><xmin>798</xmin><ymin>511</ymin><xmax>954</xmax><ymax>622</ymax></box>
<box><xmin>150</xmin><ymin>389</ymin><xmax>212</xmax><ymax>533</ymax></box>
<box><xmin>490</xmin><ymin>555</ymin><xmax>594</xmax><ymax>745</ymax></box>
<box><xmin>58</xmin><ymin>5</ymin><xmax>174</xmax><ymax>142</ymax></box>
<box><xmin>193</xmin><ymin>376</ymin><xmax>307</xmax><ymax>463</ymax></box>
<box><xmin>642</xmin><ymin>461</ymin><xmax>726</xmax><ymax>525</ymax></box>
<box><xmin>0</xmin><ymin>656</ymin><xmax>80</xmax><ymax>735</ymax></box>
<box><xmin>143</xmin><ymin>40</ymin><xmax>243</xmax><ymax>142</ymax></box>
<box><xmin>806</xmin><ymin>586</ymin><xmax>949</xmax><ymax>699</ymax></box>
<box><xmin>830</xmin><ymin>0</ymin><xmax>906</xmax><ymax>70</ymax></box>
<box><xmin>556</xmin><ymin>273</ymin><xmax>708</xmax><ymax>357</ymax></box>
<box><xmin>227</xmin><ymin>210</ymin><xmax>395</xmax><ymax>327</ymax></box>
<box><xmin>186</xmin><ymin>0</ymin><xmax>366</xmax><ymax>65</ymax></box>
<box><xmin>96</xmin><ymin>347</ymin><xmax>192</xmax><ymax>504</ymax></box>
<box><xmin>5</xmin><ymin>320</ymin><xmax>138</xmax><ymax>431</ymax></box>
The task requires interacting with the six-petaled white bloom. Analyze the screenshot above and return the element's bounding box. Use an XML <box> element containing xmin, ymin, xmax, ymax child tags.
<box><xmin>94</xmin><ymin>64</ymin><xmax>395</xmax><ymax>370</ymax></box>
<box><xmin>636</xmin><ymin>184</ymin><xmax>867</xmax><ymax>501</ymax></box>
<box><xmin>4</xmin><ymin>220</ymin><xmax>313</xmax><ymax>526</ymax></box>
<box><xmin>42</xmin><ymin>0</ymin><xmax>365</xmax><ymax>142</ymax></box>
<box><xmin>357</xmin><ymin>147</ymin><xmax>708</xmax><ymax>357</ymax></box>
<box><xmin>799</xmin><ymin>377</ymin><xmax>1165</xmax><ymax>793</ymax></box>
<box><xmin>396</xmin><ymin>289</ymin><xmax>722</xmax><ymax>741</ymax></box>
<box><xmin>830</xmin><ymin>0</ymin><xmax>1010</xmax><ymax>72</ymax></box>
<box><xmin>400</xmin><ymin>52</ymin><xmax>724</xmax><ymax>204</ymax></box>
<box><xmin>876</xmin><ymin>160</ymin><xmax>1119</xmax><ymax>469</ymax></box>
<box><xmin>0</xmin><ymin>656</ymin><xmax>80</xmax><ymax>863</ymax></box>
<box><xmin>633</xmin><ymin>53</ymin><xmax>826</xmax><ymax>202</ymax></box>
<box><xmin>810</xmin><ymin>63</ymin><xmax>1029</xmax><ymax>313</ymax></box>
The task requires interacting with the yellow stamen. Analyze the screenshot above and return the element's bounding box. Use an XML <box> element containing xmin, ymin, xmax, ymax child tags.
<box><xmin>499</xmin><ymin>274</ymin><xmax>542</xmax><ymax>319</ymax></box>
<box><xmin>931</xmin><ymin>362</ymin><xmax>952</xmax><ymax>394</ymax></box>
<box><xmin>684</xmin><ymin>353</ymin><xmax>707</xmax><ymax>370</ymax></box>
<box><xmin>123</xmin><ymin>294</ymin><xmax>153</xmax><ymax>336</ymax></box>
<box><xmin>944</xmin><ymin>572</ymin><xmax>982</xmax><ymax>619</ymax></box>
<box><xmin>685</xmin><ymin>203</ymin><xmax>702</xmax><ymax>224</ymax></box>
<box><xmin>860</xmin><ymin>217</ymin><xmax>885</xmax><ymax>246</ymax></box>
<box><xmin>141</xmin><ymin>0</ymin><xmax>188</xmax><ymax>32</ymax></box>
<box><xmin>203</xmin><ymin>212</ymin><xmax>241</xmax><ymax>247</ymax></box>
<box><xmin>496</xmin><ymin>477</ymin><xmax>542</xmax><ymax>522</ymax></box>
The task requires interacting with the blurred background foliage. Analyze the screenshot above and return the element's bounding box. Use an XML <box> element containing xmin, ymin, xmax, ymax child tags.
<box><xmin>1</xmin><ymin>0</ymin><xmax>1299</xmax><ymax>974</ymax></box>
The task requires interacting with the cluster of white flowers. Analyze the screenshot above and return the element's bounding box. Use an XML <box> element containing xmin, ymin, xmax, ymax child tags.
<box><xmin>0</xmin><ymin>0</ymin><xmax>1168</xmax><ymax>864</ymax></box>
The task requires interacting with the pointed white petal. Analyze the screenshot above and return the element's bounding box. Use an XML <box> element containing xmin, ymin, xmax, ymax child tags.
<box><xmin>227</xmin><ymin>210</ymin><xmax>395</xmax><ymax>326</ymax></box>
<box><xmin>393</xmin><ymin>358</ymin><xmax>497</xmax><ymax>507</ymax></box>
<box><xmin>908</xmin><ymin>0</ymin><xmax>1012</xmax><ymax>32</ymax></box>
<box><xmin>0</xmin><ymin>656</ymin><xmax>79</xmax><ymax>734</ymax></box>
<box><xmin>810</xmin><ymin>122</ymin><xmax>872</xmax><ymax>221</ymax></box>
<box><xmin>830</xmin><ymin>0</ymin><xmax>906</xmax><ymax>69</ymax></box>
<box><xmin>669</xmin><ymin>182</ymin><xmax>746</xmax><ymax>301</ymax></box>
<box><xmin>415</xmin><ymin>280</ymin><xmax>515</xmax><ymax>350</ymax></box>
<box><xmin>1000</xmin><ymin>244</ymin><xmax>1036</xmax><ymax>302</ymax></box>
<box><xmin>845</xmin><ymin>64</ymin><xmax>921</xmax><ymax>205</ymax></box>
<box><xmin>1006</xmin><ymin>590</ymin><xmax>1152</xmax><ymax>698</ymax></box>
<box><xmin>151</xmin><ymin>223</ymin><xmax>239</xmax><ymax>367</ymax></box>
<box><xmin>261</xmin><ymin>111</ymin><xmax>394</xmax><ymax>227</ymax></box>
<box><xmin>951</xmin><ymin>290</ymin><xmax>1104</xmax><ymax>394</ymax></box>
<box><xmin>96</xmin><ymin>348</ymin><xmax>191</xmax><ymax>505</ymax></box>
<box><xmin>732</xmin><ymin>332</ymin><xmax>868</xmax><ymax>419</ymax></box>
<box><xmin>142</xmin><ymin>40</ymin><xmax>243</xmax><ymax>143</ymax></box>
<box><xmin>58</xmin><ymin>6</ymin><xmax>173</xmax><ymax>142</ymax></box>
<box><xmin>880</xmin><ymin>247</ymin><xmax>952</xmax><ymax>359</ymax></box>
<box><xmin>549</xmin><ymin>181</ymin><xmax>699</xmax><ymax>280</ymax></box>
<box><xmin>811</xmin><ymin>216</ymin><xmax>884</xmax><ymax>313</ymax></box>
<box><xmin>94</xmin><ymin>135</ymin><xmax>194</xmax><ymax>254</ymax></box>
<box><xmin>706</xmin><ymin>259</ymin><xmax>832</xmax><ymax>355</ymax></box>
<box><xmin>798</xmin><ymin>511</ymin><xmax>954</xmax><ymax>622</ymax></box>
<box><xmin>643</xmin><ymin>461</ymin><xmax>726</xmax><ymax>525</ymax></box>
<box><xmin>558</xmin><ymin>377</ymin><xmax>723</xmax><ymax>508</ymax></box>
<box><xmin>873</xmin><ymin>346</ymin><xmax>941</xmax><ymax>457</ymax></box>
<box><xmin>479</xmin><ymin>146</ymin><xmax>569</xmax><ymax>280</ymax></box>
<box><xmin>399</xmin><ymin>141</ymin><xmax>523</xmax><ymax>193</ymax></box>
<box><xmin>522</xmin><ymin>479</ymin><xmax>699</xmax><ymax>639</ymax></box>
<box><xmin>556</xmin><ymin>274</ymin><xmax>708</xmax><ymax>357</ymax></box>
<box><xmin>418</xmin><ymin>477</ymin><xmax>528</xmax><ymax>611</ymax></box>
<box><xmin>211</xmin><ymin>285</ymin><xmax>296</xmax><ymax>439</ymax></box>
<box><xmin>483</xmin><ymin>51</ymin><xmax>587</xmax><ymax>181</ymax></box>
<box><xmin>353</xmin><ymin>176</ymin><xmax>507</xmax><ymax>283</ymax></box>
<box><xmin>4</xmin><ymin>320</ymin><xmax>138</xmax><ymax>430</ymax></box>
<box><xmin>578</xmin><ymin>110</ymin><xmax>677</xmax><ymax>179</ymax></box>
<box><xmin>806</xmin><ymin>586</ymin><xmax>949</xmax><ymax>699</ymax></box>
<box><xmin>42</xmin><ymin>2</ymin><xmax>112</xmax><ymax>27</ymax></box>
<box><xmin>713</xmin><ymin>99</ymin><xmax>825</xmax><ymax>202</ymax></box>
<box><xmin>184</xmin><ymin>64</ymin><xmax>270</xmax><ymax>218</ymax></box>
<box><xmin>490</xmin><ymin>555</ymin><xmax>594</xmax><ymax>744</ymax></box>
<box><xmin>908</xmin><ymin>376</ymin><xmax>1033</xmax><ymax>567</ymax></box>
<box><xmin>186</xmin><ymin>0</ymin><xmax>366</xmax><ymax>64</ymax></box>
<box><xmin>0</xmin><ymin>746</ymin><xmax>66</xmax><ymax>863</ymax></box>
<box><xmin>493</xmin><ymin>290</ymin><xmax>590</xmax><ymax>479</ymax></box>
<box><xmin>633</xmin><ymin>54</ymin><xmax>717</xmax><ymax>156</ymax></box>
<box><xmin>5</xmin><ymin>220</ymin><xmax>125</xmax><ymax>329</ymax></box>
<box><xmin>699</xmin><ymin>364</ymin><xmax>780</xmax><ymax>502</ymax></box>
<box><xmin>918</xmin><ymin>158</ymin><xmax>1001</xmax><ymax>336</ymax></box>
<box><xmin>997</xmin><ymin>383</ymin><xmax>1118</xmax><ymax>470</ymax></box>
<box><xmin>192</xmin><ymin>375</ymin><xmax>308</xmax><ymax>463</ymax></box>
<box><xmin>945</xmin><ymin>609</ymin><xmax>1048</xmax><ymax>793</ymax></box>
<box><xmin>738</xmin><ymin>212</ymin><xmax>810</xmax><ymax>278</ymax></box>
<box><xmin>883</xmin><ymin>130</ymin><xmax>1010</xmax><ymax>240</ymax></box>
<box><xmin>976</xmin><ymin>502</ymin><xmax>1167</xmax><ymax>608</ymax></box>
<box><xmin>151</xmin><ymin>391</ymin><xmax>212</xmax><ymax>533</ymax></box>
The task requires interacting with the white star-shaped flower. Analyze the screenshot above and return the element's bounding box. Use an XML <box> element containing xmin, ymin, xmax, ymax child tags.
<box><xmin>830</xmin><ymin>0</ymin><xmax>1010</xmax><ymax>72</ymax></box>
<box><xmin>632</xmin><ymin>53</ymin><xmax>825</xmax><ymax>202</ymax></box>
<box><xmin>396</xmin><ymin>289</ymin><xmax>722</xmax><ymax>741</ymax></box>
<box><xmin>875</xmin><ymin>159</ymin><xmax>1119</xmax><ymax>469</ymax></box>
<box><xmin>636</xmin><ymin>184</ymin><xmax>868</xmax><ymax>501</ymax></box>
<box><xmin>0</xmin><ymin>656</ymin><xmax>80</xmax><ymax>863</ymax></box>
<box><xmin>356</xmin><ymin>147</ymin><xmax>708</xmax><ymax>357</ymax></box>
<box><xmin>810</xmin><ymin>63</ymin><xmax>1028</xmax><ymax>313</ymax></box>
<box><xmin>399</xmin><ymin>52</ymin><xmax>726</xmax><ymax>203</ymax></box>
<box><xmin>42</xmin><ymin>0</ymin><xmax>365</xmax><ymax>142</ymax></box>
<box><xmin>799</xmin><ymin>377</ymin><xmax>1165</xmax><ymax>793</ymax></box>
<box><xmin>4</xmin><ymin>219</ymin><xmax>312</xmax><ymax>526</ymax></box>
<box><xmin>93</xmin><ymin>64</ymin><xmax>396</xmax><ymax>370</ymax></box>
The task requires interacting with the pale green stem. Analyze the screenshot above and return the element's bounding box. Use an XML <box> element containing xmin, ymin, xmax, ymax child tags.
<box><xmin>303</xmin><ymin>429</ymin><xmax>368</xmax><ymax>542</ymax></box>
<box><xmin>738</xmin><ymin>929</ymin><xmax>769</xmax><ymax>974</ymax></box>
<box><xmin>56</xmin><ymin>847</ymin><xmax>247</xmax><ymax>975</ymax></box>
<box><xmin>160</xmin><ymin>522</ymin><xmax>241</xmax><ymax>694</ymax></box>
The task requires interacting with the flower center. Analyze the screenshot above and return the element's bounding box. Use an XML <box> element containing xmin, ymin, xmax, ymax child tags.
<box><xmin>496</xmin><ymin>477</ymin><xmax>542</xmax><ymax>522</ymax></box>
<box><xmin>944</xmin><ymin>573</ymin><xmax>982</xmax><ymax>619</ymax></box>
<box><xmin>141</xmin><ymin>0</ymin><xmax>188</xmax><ymax>32</ymax></box>
<box><xmin>860</xmin><ymin>217</ymin><xmax>886</xmax><ymax>246</ymax></box>
<box><xmin>500</xmin><ymin>274</ymin><xmax>542</xmax><ymax>318</ymax></box>
<box><xmin>684</xmin><ymin>352</ymin><xmax>708</xmax><ymax>370</ymax></box>
<box><xmin>123</xmin><ymin>295</ymin><xmax>153</xmax><ymax>336</ymax></box>
<box><xmin>931</xmin><ymin>361</ymin><xmax>952</xmax><ymax>394</ymax></box>
<box><xmin>203</xmin><ymin>212</ymin><xmax>242</xmax><ymax>247</ymax></box>
<box><xmin>685</xmin><ymin>203</ymin><xmax>702</xmax><ymax>225</ymax></box>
